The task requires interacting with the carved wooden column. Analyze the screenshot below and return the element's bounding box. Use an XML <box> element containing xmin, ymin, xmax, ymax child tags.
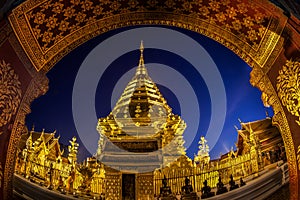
<box><xmin>0</xmin><ymin>19</ymin><xmax>48</xmax><ymax>200</ymax></box>
<box><xmin>250</xmin><ymin>15</ymin><xmax>300</xmax><ymax>200</ymax></box>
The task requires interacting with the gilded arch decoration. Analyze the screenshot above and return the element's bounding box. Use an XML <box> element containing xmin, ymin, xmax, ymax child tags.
<box><xmin>8</xmin><ymin>0</ymin><xmax>286</xmax><ymax>72</ymax></box>
<box><xmin>3</xmin><ymin>0</ymin><xmax>299</xmax><ymax>199</ymax></box>
<box><xmin>251</xmin><ymin>66</ymin><xmax>298</xmax><ymax>198</ymax></box>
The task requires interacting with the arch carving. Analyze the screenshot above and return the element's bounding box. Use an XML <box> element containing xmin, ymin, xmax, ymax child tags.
<box><xmin>9</xmin><ymin>0</ymin><xmax>286</xmax><ymax>72</ymax></box>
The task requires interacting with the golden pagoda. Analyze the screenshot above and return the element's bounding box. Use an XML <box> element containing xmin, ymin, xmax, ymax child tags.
<box><xmin>95</xmin><ymin>41</ymin><xmax>186</xmax><ymax>199</ymax></box>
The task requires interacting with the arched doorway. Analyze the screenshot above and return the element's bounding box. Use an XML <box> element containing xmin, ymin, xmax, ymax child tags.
<box><xmin>1</xmin><ymin>0</ymin><xmax>299</xmax><ymax>199</ymax></box>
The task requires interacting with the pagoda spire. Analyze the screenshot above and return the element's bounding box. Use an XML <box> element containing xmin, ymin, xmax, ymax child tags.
<box><xmin>139</xmin><ymin>40</ymin><xmax>144</xmax><ymax>66</ymax></box>
<box><xmin>135</xmin><ymin>40</ymin><xmax>148</xmax><ymax>76</ymax></box>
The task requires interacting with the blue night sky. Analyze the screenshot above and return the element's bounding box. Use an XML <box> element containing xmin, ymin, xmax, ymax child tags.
<box><xmin>25</xmin><ymin>26</ymin><xmax>273</xmax><ymax>162</ymax></box>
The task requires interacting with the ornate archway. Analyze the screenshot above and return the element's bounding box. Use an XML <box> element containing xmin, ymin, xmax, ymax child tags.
<box><xmin>0</xmin><ymin>0</ymin><xmax>299</xmax><ymax>199</ymax></box>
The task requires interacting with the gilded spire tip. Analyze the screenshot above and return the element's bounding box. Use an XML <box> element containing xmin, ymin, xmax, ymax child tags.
<box><xmin>138</xmin><ymin>40</ymin><xmax>145</xmax><ymax>68</ymax></box>
<box><xmin>140</xmin><ymin>40</ymin><xmax>144</xmax><ymax>52</ymax></box>
<box><xmin>135</xmin><ymin>40</ymin><xmax>149</xmax><ymax>77</ymax></box>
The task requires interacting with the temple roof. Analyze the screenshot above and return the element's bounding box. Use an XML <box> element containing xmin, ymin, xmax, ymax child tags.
<box><xmin>18</xmin><ymin>128</ymin><xmax>65</xmax><ymax>159</ymax></box>
<box><xmin>18</xmin><ymin>128</ymin><xmax>55</xmax><ymax>150</ymax></box>
<box><xmin>238</xmin><ymin>117</ymin><xmax>273</xmax><ymax>134</ymax></box>
<box><xmin>235</xmin><ymin>117</ymin><xmax>282</xmax><ymax>155</ymax></box>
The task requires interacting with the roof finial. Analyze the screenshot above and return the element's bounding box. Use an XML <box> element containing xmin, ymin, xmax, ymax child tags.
<box><xmin>139</xmin><ymin>40</ymin><xmax>144</xmax><ymax>67</ymax></box>
<box><xmin>135</xmin><ymin>40</ymin><xmax>148</xmax><ymax>77</ymax></box>
<box><xmin>140</xmin><ymin>40</ymin><xmax>144</xmax><ymax>52</ymax></box>
<box><xmin>265</xmin><ymin>110</ymin><xmax>270</xmax><ymax>118</ymax></box>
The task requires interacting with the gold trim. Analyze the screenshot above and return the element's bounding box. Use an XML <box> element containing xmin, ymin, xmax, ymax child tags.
<box><xmin>250</xmin><ymin>68</ymin><xmax>298</xmax><ymax>200</ymax></box>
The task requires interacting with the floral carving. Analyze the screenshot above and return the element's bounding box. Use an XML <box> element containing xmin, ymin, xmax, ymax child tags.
<box><xmin>277</xmin><ymin>60</ymin><xmax>300</xmax><ymax>126</ymax></box>
<box><xmin>0</xmin><ymin>60</ymin><xmax>22</xmax><ymax>133</ymax></box>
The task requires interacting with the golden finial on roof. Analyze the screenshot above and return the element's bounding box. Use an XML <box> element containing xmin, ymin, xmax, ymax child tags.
<box><xmin>265</xmin><ymin>110</ymin><xmax>270</xmax><ymax>118</ymax></box>
<box><xmin>134</xmin><ymin>40</ymin><xmax>148</xmax><ymax>77</ymax></box>
<box><xmin>140</xmin><ymin>40</ymin><xmax>144</xmax><ymax>52</ymax></box>
<box><xmin>138</xmin><ymin>40</ymin><xmax>145</xmax><ymax>67</ymax></box>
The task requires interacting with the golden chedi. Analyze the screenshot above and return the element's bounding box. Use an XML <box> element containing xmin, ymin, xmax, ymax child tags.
<box><xmin>96</xmin><ymin>41</ymin><xmax>186</xmax><ymax>172</ymax></box>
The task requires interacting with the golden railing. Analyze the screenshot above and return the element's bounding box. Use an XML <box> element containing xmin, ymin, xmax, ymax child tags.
<box><xmin>154</xmin><ymin>153</ymin><xmax>253</xmax><ymax>195</ymax></box>
<box><xmin>90</xmin><ymin>173</ymin><xmax>105</xmax><ymax>194</ymax></box>
<box><xmin>15</xmin><ymin>159</ymin><xmax>105</xmax><ymax>194</ymax></box>
<box><xmin>15</xmin><ymin>151</ymin><xmax>264</xmax><ymax>197</ymax></box>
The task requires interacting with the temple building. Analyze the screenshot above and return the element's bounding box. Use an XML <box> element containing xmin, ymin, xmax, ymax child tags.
<box><xmin>15</xmin><ymin>127</ymin><xmax>106</xmax><ymax>194</ymax></box>
<box><xmin>236</xmin><ymin>117</ymin><xmax>283</xmax><ymax>155</ymax></box>
<box><xmin>16</xmin><ymin>127</ymin><xmax>66</xmax><ymax>179</ymax></box>
<box><xmin>235</xmin><ymin>116</ymin><xmax>285</xmax><ymax>167</ymax></box>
